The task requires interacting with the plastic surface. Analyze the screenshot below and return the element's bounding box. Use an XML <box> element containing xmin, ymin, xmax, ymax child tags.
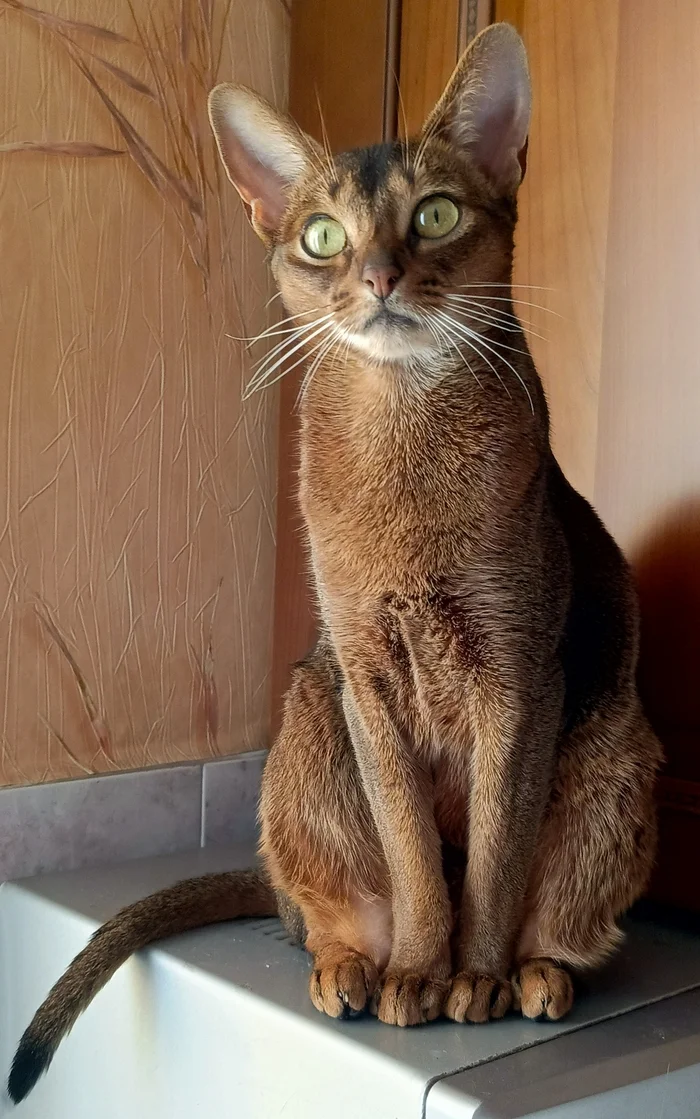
<box><xmin>2</xmin><ymin>845</ymin><xmax>700</xmax><ymax>1118</ymax></box>
<box><xmin>428</xmin><ymin>988</ymin><xmax>700</xmax><ymax>1118</ymax></box>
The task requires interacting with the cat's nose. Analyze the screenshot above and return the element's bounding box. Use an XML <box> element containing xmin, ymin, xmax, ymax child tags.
<box><xmin>362</xmin><ymin>262</ymin><xmax>403</xmax><ymax>300</ymax></box>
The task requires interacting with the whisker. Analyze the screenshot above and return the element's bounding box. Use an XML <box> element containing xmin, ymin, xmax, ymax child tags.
<box><xmin>340</xmin><ymin>323</ymin><xmax>355</xmax><ymax>369</ymax></box>
<box><xmin>248</xmin><ymin>312</ymin><xmax>333</xmax><ymax>361</ymax></box>
<box><xmin>314</xmin><ymin>89</ymin><xmax>337</xmax><ymax>183</ymax></box>
<box><xmin>419</xmin><ymin>311</ymin><xmax>485</xmax><ymax>390</ymax></box>
<box><xmin>443</xmin><ymin>307</ymin><xmax>533</xmax><ymax>358</ymax></box>
<box><xmin>397</xmin><ymin>80</ymin><xmax>411</xmax><ymax>176</ymax></box>
<box><xmin>434</xmin><ymin>311</ymin><xmax>509</xmax><ymax>398</ymax></box>
<box><xmin>436</xmin><ymin>311</ymin><xmax>533</xmax><ymax>410</ymax></box>
<box><xmin>247</xmin><ymin>338</ymin><xmax>327</xmax><ymax>399</ymax></box>
<box><xmin>245</xmin><ymin>313</ymin><xmax>333</xmax><ymax>345</ymax></box>
<box><xmin>244</xmin><ymin>320</ymin><xmax>333</xmax><ymax>387</ymax></box>
<box><xmin>244</xmin><ymin>327</ymin><xmax>333</xmax><ymax>400</ymax></box>
<box><xmin>437</xmin><ymin>319</ymin><xmax>485</xmax><ymax>391</ymax></box>
<box><xmin>457</xmin><ymin>283</ymin><xmax>555</xmax><ymax>291</ymax></box>
<box><xmin>412</xmin><ymin>102</ymin><xmax>444</xmax><ymax>177</ymax></box>
<box><xmin>296</xmin><ymin>320</ymin><xmax>347</xmax><ymax>408</ymax></box>
<box><xmin>444</xmin><ymin>298</ymin><xmax>548</xmax><ymax>343</ymax></box>
<box><xmin>456</xmin><ymin>291</ymin><xmax>563</xmax><ymax>319</ymax></box>
<box><xmin>446</xmin><ymin>297</ymin><xmax>523</xmax><ymax>331</ymax></box>
<box><xmin>228</xmin><ymin>306</ymin><xmax>327</xmax><ymax>345</ymax></box>
<box><xmin>246</xmin><ymin>319</ymin><xmax>334</xmax><ymax>395</ymax></box>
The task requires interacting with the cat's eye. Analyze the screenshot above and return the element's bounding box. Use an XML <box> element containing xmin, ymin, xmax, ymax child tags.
<box><xmin>301</xmin><ymin>215</ymin><xmax>347</xmax><ymax>259</ymax></box>
<box><xmin>413</xmin><ymin>196</ymin><xmax>460</xmax><ymax>239</ymax></box>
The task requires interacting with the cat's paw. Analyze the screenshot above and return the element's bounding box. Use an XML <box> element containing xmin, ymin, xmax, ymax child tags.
<box><xmin>310</xmin><ymin>952</ymin><xmax>378</xmax><ymax>1019</ymax></box>
<box><xmin>512</xmin><ymin>958</ymin><xmax>574</xmax><ymax>1021</ymax></box>
<box><xmin>444</xmin><ymin>972</ymin><xmax>512</xmax><ymax>1023</ymax></box>
<box><xmin>371</xmin><ymin>972</ymin><xmax>449</xmax><ymax>1026</ymax></box>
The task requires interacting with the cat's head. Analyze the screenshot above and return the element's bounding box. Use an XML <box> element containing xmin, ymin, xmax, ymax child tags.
<box><xmin>208</xmin><ymin>23</ymin><xmax>530</xmax><ymax>378</ymax></box>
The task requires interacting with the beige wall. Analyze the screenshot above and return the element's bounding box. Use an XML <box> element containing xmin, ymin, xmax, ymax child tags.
<box><xmin>510</xmin><ymin>0</ymin><xmax>700</xmax><ymax>761</ymax></box>
<box><xmin>509</xmin><ymin>0</ymin><xmax>620</xmax><ymax>502</ymax></box>
<box><xmin>0</xmin><ymin>0</ymin><xmax>289</xmax><ymax>786</ymax></box>
<box><xmin>508</xmin><ymin>0</ymin><xmax>700</xmax><ymax>904</ymax></box>
<box><xmin>594</xmin><ymin>0</ymin><xmax>700</xmax><ymax>784</ymax></box>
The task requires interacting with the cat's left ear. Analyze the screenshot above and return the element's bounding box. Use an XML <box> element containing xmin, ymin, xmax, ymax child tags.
<box><xmin>208</xmin><ymin>85</ymin><xmax>319</xmax><ymax>241</ymax></box>
<box><xmin>423</xmin><ymin>22</ymin><xmax>531</xmax><ymax>196</ymax></box>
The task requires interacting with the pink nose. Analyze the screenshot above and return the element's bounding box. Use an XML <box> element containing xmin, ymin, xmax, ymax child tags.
<box><xmin>362</xmin><ymin>263</ymin><xmax>402</xmax><ymax>300</ymax></box>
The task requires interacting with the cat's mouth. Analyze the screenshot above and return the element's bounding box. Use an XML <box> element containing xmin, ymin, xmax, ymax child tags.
<box><xmin>337</xmin><ymin>303</ymin><xmax>437</xmax><ymax>364</ymax></box>
<box><xmin>364</xmin><ymin>307</ymin><xmax>418</xmax><ymax>331</ymax></box>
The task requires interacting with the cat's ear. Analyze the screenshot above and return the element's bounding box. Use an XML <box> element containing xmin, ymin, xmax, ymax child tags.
<box><xmin>208</xmin><ymin>85</ymin><xmax>318</xmax><ymax>239</ymax></box>
<box><xmin>423</xmin><ymin>23</ymin><xmax>530</xmax><ymax>196</ymax></box>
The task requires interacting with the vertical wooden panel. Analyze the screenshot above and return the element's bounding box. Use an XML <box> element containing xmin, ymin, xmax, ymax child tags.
<box><xmin>271</xmin><ymin>1</ymin><xmax>390</xmax><ymax>730</ymax></box>
<box><xmin>494</xmin><ymin>0</ymin><xmax>524</xmax><ymax>33</ymax></box>
<box><xmin>459</xmin><ymin>1</ymin><xmax>497</xmax><ymax>51</ymax></box>
<box><xmin>397</xmin><ymin>0</ymin><xmax>460</xmax><ymax>136</ymax></box>
<box><xmin>510</xmin><ymin>0</ymin><xmax>620</xmax><ymax>501</ymax></box>
<box><xmin>287</xmin><ymin>0</ymin><xmax>392</xmax><ymax>146</ymax></box>
<box><xmin>594</xmin><ymin>0</ymin><xmax>700</xmax><ymax>905</ymax></box>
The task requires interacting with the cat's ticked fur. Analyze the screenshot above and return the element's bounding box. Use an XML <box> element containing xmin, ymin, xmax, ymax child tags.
<box><xmin>9</xmin><ymin>24</ymin><xmax>662</xmax><ymax>1103</ymax></box>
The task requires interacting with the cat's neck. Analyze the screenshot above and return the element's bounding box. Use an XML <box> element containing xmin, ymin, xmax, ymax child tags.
<box><xmin>298</xmin><ymin>324</ymin><xmax>543</xmax><ymax>434</ymax></box>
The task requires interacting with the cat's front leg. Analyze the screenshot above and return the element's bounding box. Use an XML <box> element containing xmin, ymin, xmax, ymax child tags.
<box><xmin>338</xmin><ymin>648</ymin><xmax>452</xmax><ymax>1027</ymax></box>
<box><xmin>392</xmin><ymin>593</ymin><xmax>565</xmax><ymax>1022</ymax></box>
<box><xmin>445</xmin><ymin>669</ymin><xmax>563</xmax><ymax>1023</ymax></box>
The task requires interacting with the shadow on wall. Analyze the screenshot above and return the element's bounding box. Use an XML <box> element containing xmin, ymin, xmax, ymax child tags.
<box><xmin>634</xmin><ymin>500</ymin><xmax>700</xmax><ymax>910</ymax></box>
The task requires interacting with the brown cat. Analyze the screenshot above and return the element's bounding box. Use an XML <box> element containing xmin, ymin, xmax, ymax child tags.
<box><xmin>8</xmin><ymin>23</ymin><xmax>662</xmax><ymax>1104</ymax></box>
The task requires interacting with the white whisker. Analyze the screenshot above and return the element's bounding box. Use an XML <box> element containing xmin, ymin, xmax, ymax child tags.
<box><xmin>447</xmin><ymin>293</ymin><xmax>532</xmax><ymax>323</ymax></box>
<box><xmin>434</xmin><ymin>311</ymin><xmax>509</xmax><ymax>398</ymax></box>
<box><xmin>446</xmin><ymin>297</ymin><xmax>524</xmax><ymax>332</ymax></box>
<box><xmin>444</xmin><ymin>298</ymin><xmax>547</xmax><ymax>344</ymax></box>
<box><xmin>435</xmin><ymin>310</ymin><xmax>533</xmax><ymax>411</ymax></box>
<box><xmin>228</xmin><ymin>306</ymin><xmax>327</xmax><ymax>346</ymax></box>
<box><xmin>247</xmin><ymin>315</ymin><xmax>335</xmax><ymax>375</ymax></box>
<box><xmin>246</xmin><ymin>313</ymin><xmax>333</xmax><ymax>345</ymax></box>
<box><xmin>244</xmin><ymin>327</ymin><xmax>333</xmax><ymax>401</ymax></box>
<box><xmin>443</xmin><ymin>307</ymin><xmax>532</xmax><ymax>358</ymax></box>
<box><xmin>456</xmin><ymin>289</ymin><xmax>562</xmax><ymax>318</ymax></box>
<box><xmin>418</xmin><ymin>311</ymin><xmax>485</xmax><ymax>391</ymax></box>
<box><xmin>245</xmin><ymin>319</ymin><xmax>334</xmax><ymax>396</ymax></box>
<box><xmin>296</xmin><ymin>320</ymin><xmax>347</xmax><ymax>408</ymax></box>
<box><xmin>458</xmin><ymin>283</ymin><xmax>554</xmax><ymax>291</ymax></box>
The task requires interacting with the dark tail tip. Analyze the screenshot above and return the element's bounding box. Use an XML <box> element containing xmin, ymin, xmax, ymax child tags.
<box><xmin>7</xmin><ymin>1034</ymin><xmax>54</xmax><ymax>1105</ymax></box>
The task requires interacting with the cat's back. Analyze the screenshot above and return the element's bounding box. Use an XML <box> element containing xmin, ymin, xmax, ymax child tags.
<box><xmin>547</xmin><ymin>459</ymin><xmax>641</xmax><ymax>729</ymax></box>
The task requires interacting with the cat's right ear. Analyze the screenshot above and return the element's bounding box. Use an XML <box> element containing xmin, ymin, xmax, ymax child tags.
<box><xmin>208</xmin><ymin>85</ymin><xmax>317</xmax><ymax>241</ymax></box>
<box><xmin>422</xmin><ymin>23</ymin><xmax>531</xmax><ymax>197</ymax></box>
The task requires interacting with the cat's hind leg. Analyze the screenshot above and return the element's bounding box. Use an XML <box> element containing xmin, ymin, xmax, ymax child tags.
<box><xmin>513</xmin><ymin>703</ymin><xmax>662</xmax><ymax>1020</ymax></box>
<box><xmin>259</xmin><ymin>640</ymin><xmax>393</xmax><ymax>1019</ymax></box>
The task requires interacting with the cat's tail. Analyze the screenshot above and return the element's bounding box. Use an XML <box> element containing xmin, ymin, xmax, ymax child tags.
<box><xmin>7</xmin><ymin>868</ymin><xmax>276</xmax><ymax>1105</ymax></box>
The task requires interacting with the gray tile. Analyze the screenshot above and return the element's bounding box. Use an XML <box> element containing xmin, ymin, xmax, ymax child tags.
<box><xmin>0</xmin><ymin>764</ymin><xmax>202</xmax><ymax>883</ymax></box>
<box><xmin>202</xmin><ymin>750</ymin><xmax>266</xmax><ymax>847</ymax></box>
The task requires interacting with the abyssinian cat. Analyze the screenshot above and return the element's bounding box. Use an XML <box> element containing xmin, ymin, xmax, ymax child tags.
<box><xmin>8</xmin><ymin>23</ymin><xmax>662</xmax><ymax>1104</ymax></box>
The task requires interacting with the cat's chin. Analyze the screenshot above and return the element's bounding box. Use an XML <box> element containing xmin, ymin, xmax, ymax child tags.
<box><xmin>338</xmin><ymin>324</ymin><xmax>438</xmax><ymax>366</ymax></box>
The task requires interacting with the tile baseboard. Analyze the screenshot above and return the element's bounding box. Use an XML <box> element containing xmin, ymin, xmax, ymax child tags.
<box><xmin>202</xmin><ymin>750</ymin><xmax>266</xmax><ymax>847</ymax></box>
<box><xmin>0</xmin><ymin>750</ymin><xmax>267</xmax><ymax>884</ymax></box>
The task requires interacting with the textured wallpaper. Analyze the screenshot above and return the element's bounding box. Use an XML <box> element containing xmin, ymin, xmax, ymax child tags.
<box><xmin>0</xmin><ymin>0</ymin><xmax>289</xmax><ymax>786</ymax></box>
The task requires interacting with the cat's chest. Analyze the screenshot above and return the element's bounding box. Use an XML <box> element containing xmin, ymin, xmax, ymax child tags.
<box><xmin>299</xmin><ymin>414</ymin><xmax>490</xmax><ymax>597</ymax></box>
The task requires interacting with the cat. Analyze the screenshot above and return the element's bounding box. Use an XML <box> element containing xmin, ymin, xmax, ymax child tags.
<box><xmin>8</xmin><ymin>22</ymin><xmax>662</xmax><ymax>1104</ymax></box>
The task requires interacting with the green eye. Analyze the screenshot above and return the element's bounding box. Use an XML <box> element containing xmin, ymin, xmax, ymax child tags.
<box><xmin>413</xmin><ymin>195</ymin><xmax>460</xmax><ymax>239</ymax></box>
<box><xmin>302</xmin><ymin>215</ymin><xmax>347</xmax><ymax>258</ymax></box>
